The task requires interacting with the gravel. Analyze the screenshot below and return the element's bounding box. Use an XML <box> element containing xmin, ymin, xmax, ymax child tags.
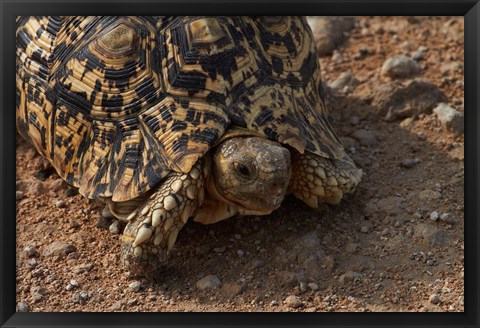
<box><xmin>381</xmin><ymin>55</ymin><xmax>420</xmax><ymax>79</ymax></box>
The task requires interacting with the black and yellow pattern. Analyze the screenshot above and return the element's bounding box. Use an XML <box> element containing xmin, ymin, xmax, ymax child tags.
<box><xmin>16</xmin><ymin>16</ymin><xmax>346</xmax><ymax>202</ymax></box>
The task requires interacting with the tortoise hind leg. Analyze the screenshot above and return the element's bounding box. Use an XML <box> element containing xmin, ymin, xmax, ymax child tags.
<box><xmin>290</xmin><ymin>151</ymin><xmax>362</xmax><ymax>208</ymax></box>
<box><xmin>120</xmin><ymin>160</ymin><xmax>205</xmax><ymax>277</ymax></box>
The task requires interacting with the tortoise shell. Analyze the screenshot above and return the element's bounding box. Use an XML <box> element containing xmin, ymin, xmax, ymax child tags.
<box><xmin>16</xmin><ymin>16</ymin><xmax>345</xmax><ymax>202</ymax></box>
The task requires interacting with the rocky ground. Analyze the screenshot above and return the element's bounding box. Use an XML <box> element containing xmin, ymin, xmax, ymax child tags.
<box><xmin>15</xmin><ymin>16</ymin><xmax>464</xmax><ymax>312</ymax></box>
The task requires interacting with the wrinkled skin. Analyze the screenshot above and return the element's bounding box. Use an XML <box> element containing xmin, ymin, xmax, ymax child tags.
<box><xmin>209</xmin><ymin>136</ymin><xmax>292</xmax><ymax>213</ymax></box>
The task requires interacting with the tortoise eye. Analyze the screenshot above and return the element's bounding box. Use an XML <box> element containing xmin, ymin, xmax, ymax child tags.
<box><xmin>95</xmin><ymin>23</ymin><xmax>137</xmax><ymax>57</ymax></box>
<box><xmin>234</xmin><ymin>162</ymin><xmax>254</xmax><ymax>179</ymax></box>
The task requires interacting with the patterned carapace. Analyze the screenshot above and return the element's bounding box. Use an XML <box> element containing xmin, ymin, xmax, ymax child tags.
<box><xmin>16</xmin><ymin>16</ymin><xmax>345</xmax><ymax>202</ymax></box>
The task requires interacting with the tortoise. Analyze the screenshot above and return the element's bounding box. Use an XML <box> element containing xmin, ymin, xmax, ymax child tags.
<box><xmin>16</xmin><ymin>16</ymin><xmax>362</xmax><ymax>276</ymax></box>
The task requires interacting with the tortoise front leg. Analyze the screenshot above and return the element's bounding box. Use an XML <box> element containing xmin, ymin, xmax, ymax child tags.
<box><xmin>120</xmin><ymin>160</ymin><xmax>205</xmax><ymax>277</ymax></box>
<box><xmin>290</xmin><ymin>151</ymin><xmax>362</xmax><ymax>208</ymax></box>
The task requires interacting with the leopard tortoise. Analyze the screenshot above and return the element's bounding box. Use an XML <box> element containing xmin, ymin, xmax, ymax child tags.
<box><xmin>16</xmin><ymin>16</ymin><xmax>362</xmax><ymax>276</ymax></box>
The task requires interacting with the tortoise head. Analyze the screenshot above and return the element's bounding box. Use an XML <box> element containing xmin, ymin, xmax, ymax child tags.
<box><xmin>208</xmin><ymin>131</ymin><xmax>291</xmax><ymax>213</ymax></box>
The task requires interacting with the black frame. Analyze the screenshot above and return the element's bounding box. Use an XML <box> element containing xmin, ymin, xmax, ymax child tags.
<box><xmin>1</xmin><ymin>1</ymin><xmax>479</xmax><ymax>327</ymax></box>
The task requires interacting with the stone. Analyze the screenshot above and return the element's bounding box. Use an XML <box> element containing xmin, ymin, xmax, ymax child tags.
<box><xmin>381</xmin><ymin>55</ymin><xmax>420</xmax><ymax>79</ymax></box>
<box><xmin>419</xmin><ymin>190</ymin><xmax>442</xmax><ymax>200</ymax></box>
<box><xmin>221</xmin><ymin>283</ymin><xmax>245</xmax><ymax>297</ymax></box>
<box><xmin>319</xmin><ymin>256</ymin><xmax>336</xmax><ymax>273</ymax></box>
<box><xmin>284</xmin><ymin>295</ymin><xmax>303</xmax><ymax>309</ymax></box>
<box><xmin>433</xmin><ymin>103</ymin><xmax>464</xmax><ymax>135</ymax></box>
<box><xmin>416</xmin><ymin>224</ymin><xmax>448</xmax><ymax>247</ymax></box>
<box><xmin>307</xmin><ymin>17</ymin><xmax>355</xmax><ymax>56</ymax></box>
<box><xmin>16</xmin><ymin>301</ymin><xmax>29</xmax><ymax>312</ymax></box>
<box><xmin>128</xmin><ymin>281</ymin><xmax>142</xmax><ymax>292</ymax></box>
<box><xmin>429</xmin><ymin>294</ymin><xmax>440</xmax><ymax>304</ymax></box>
<box><xmin>329</xmin><ymin>72</ymin><xmax>360</xmax><ymax>92</ymax></box>
<box><xmin>42</xmin><ymin>241</ymin><xmax>76</xmax><ymax>257</ymax></box>
<box><xmin>24</xmin><ymin>245</ymin><xmax>38</xmax><ymax>258</ymax></box>
<box><xmin>439</xmin><ymin>213</ymin><xmax>460</xmax><ymax>224</ymax></box>
<box><xmin>352</xmin><ymin>130</ymin><xmax>378</xmax><ymax>146</ymax></box>
<box><xmin>109</xmin><ymin>220</ymin><xmax>122</xmax><ymax>234</ymax></box>
<box><xmin>16</xmin><ymin>191</ymin><xmax>24</xmax><ymax>201</ymax></box>
<box><xmin>196</xmin><ymin>275</ymin><xmax>221</xmax><ymax>290</ymax></box>
<box><xmin>375</xmin><ymin>196</ymin><xmax>405</xmax><ymax>216</ymax></box>
<box><xmin>362</xmin><ymin>79</ymin><xmax>447</xmax><ymax>122</ymax></box>
<box><xmin>55</xmin><ymin>200</ymin><xmax>66</xmax><ymax>208</ymax></box>
<box><xmin>339</xmin><ymin>271</ymin><xmax>356</xmax><ymax>284</ymax></box>
<box><xmin>440</xmin><ymin>62</ymin><xmax>463</xmax><ymax>76</ymax></box>
<box><xmin>400</xmin><ymin>159</ymin><xmax>419</xmax><ymax>168</ymax></box>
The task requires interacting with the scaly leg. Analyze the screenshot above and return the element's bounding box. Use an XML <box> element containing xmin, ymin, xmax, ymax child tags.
<box><xmin>120</xmin><ymin>160</ymin><xmax>205</xmax><ymax>277</ymax></box>
<box><xmin>290</xmin><ymin>151</ymin><xmax>362</xmax><ymax>208</ymax></box>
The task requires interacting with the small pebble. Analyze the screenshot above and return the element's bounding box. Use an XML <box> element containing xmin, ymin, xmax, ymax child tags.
<box><xmin>70</xmin><ymin>279</ymin><xmax>79</xmax><ymax>287</ymax></box>
<box><xmin>411</xmin><ymin>51</ymin><xmax>425</xmax><ymax>61</ymax></box>
<box><xmin>284</xmin><ymin>295</ymin><xmax>303</xmax><ymax>309</ymax></box>
<box><xmin>196</xmin><ymin>275</ymin><xmax>221</xmax><ymax>290</ymax></box>
<box><xmin>353</xmin><ymin>48</ymin><xmax>369</xmax><ymax>60</ymax></box>
<box><xmin>381</xmin><ymin>55</ymin><xmax>420</xmax><ymax>79</ymax></box>
<box><xmin>24</xmin><ymin>245</ymin><xmax>38</xmax><ymax>258</ymax></box>
<box><xmin>213</xmin><ymin>246</ymin><xmax>226</xmax><ymax>253</ymax></box>
<box><xmin>439</xmin><ymin>213</ymin><xmax>460</xmax><ymax>224</ymax></box>
<box><xmin>16</xmin><ymin>191</ymin><xmax>24</xmax><ymax>201</ymax></box>
<box><xmin>55</xmin><ymin>200</ymin><xmax>66</xmax><ymax>208</ymax></box>
<box><xmin>430</xmin><ymin>211</ymin><xmax>439</xmax><ymax>221</ymax></box>
<box><xmin>308</xmin><ymin>283</ymin><xmax>319</xmax><ymax>291</ymax></box>
<box><xmin>429</xmin><ymin>294</ymin><xmax>440</xmax><ymax>304</ymax></box>
<box><xmin>109</xmin><ymin>220</ymin><xmax>122</xmax><ymax>234</ymax></box>
<box><xmin>299</xmin><ymin>282</ymin><xmax>307</xmax><ymax>292</ymax></box>
<box><xmin>17</xmin><ymin>301</ymin><xmax>29</xmax><ymax>312</ymax></box>
<box><xmin>237</xmin><ymin>249</ymin><xmax>245</xmax><ymax>257</ymax></box>
<box><xmin>350</xmin><ymin>116</ymin><xmax>360</xmax><ymax>126</ymax></box>
<box><xmin>400</xmin><ymin>159</ymin><xmax>418</xmax><ymax>168</ymax></box>
<box><xmin>360</xmin><ymin>226</ymin><xmax>370</xmax><ymax>233</ymax></box>
<box><xmin>129</xmin><ymin>281</ymin><xmax>142</xmax><ymax>292</ymax></box>
<box><xmin>433</xmin><ymin>103</ymin><xmax>464</xmax><ymax>135</ymax></box>
<box><xmin>27</xmin><ymin>258</ymin><xmax>37</xmax><ymax>269</ymax></box>
<box><xmin>352</xmin><ymin>129</ymin><xmax>378</xmax><ymax>146</ymax></box>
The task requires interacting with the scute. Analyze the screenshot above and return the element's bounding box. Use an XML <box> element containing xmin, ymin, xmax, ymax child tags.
<box><xmin>16</xmin><ymin>16</ymin><xmax>347</xmax><ymax>202</ymax></box>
